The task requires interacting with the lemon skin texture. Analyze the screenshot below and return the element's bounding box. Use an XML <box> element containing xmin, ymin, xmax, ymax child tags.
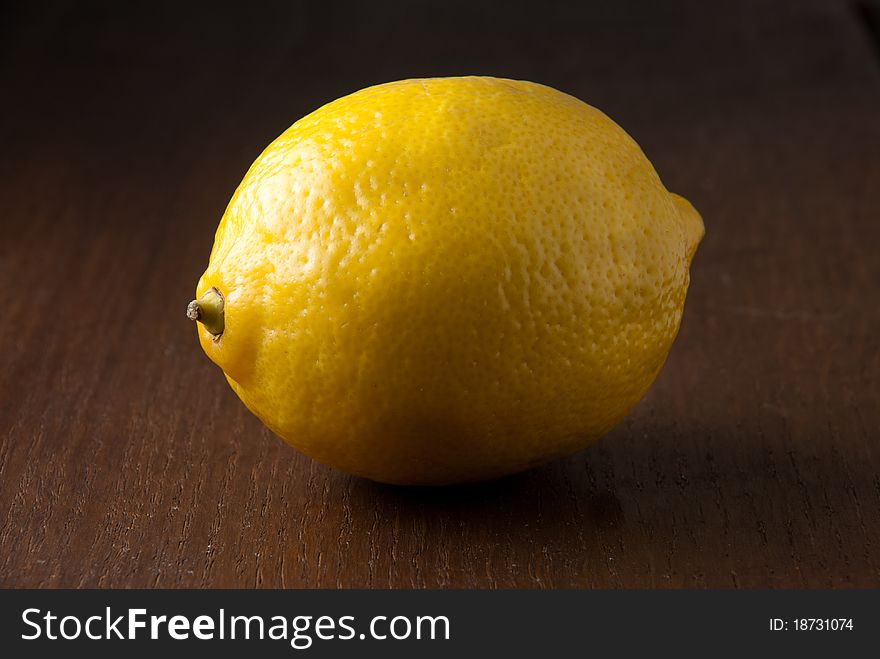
<box><xmin>194</xmin><ymin>77</ymin><xmax>704</xmax><ymax>485</ymax></box>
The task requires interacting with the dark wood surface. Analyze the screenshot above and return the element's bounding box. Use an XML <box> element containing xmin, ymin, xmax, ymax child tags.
<box><xmin>1</xmin><ymin>0</ymin><xmax>879</xmax><ymax>588</ymax></box>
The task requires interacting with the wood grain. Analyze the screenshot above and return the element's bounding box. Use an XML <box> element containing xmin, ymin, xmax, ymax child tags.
<box><xmin>1</xmin><ymin>0</ymin><xmax>878</xmax><ymax>588</ymax></box>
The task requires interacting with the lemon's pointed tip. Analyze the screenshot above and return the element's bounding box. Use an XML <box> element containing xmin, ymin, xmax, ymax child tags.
<box><xmin>670</xmin><ymin>192</ymin><xmax>704</xmax><ymax>262</ymax></box>
<box><xmin>187</xmin><ymin>287</ymin><xmax>225</xmax><ymax>338</ymax></box>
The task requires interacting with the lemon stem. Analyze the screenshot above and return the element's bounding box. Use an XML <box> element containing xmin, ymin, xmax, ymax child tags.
<box><xmin>187</xmin><ymin>287</ymin><xmax>225</xmax><ymax>337</ymax></box>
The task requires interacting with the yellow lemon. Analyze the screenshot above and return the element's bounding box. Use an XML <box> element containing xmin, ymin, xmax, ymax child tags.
<box><xmin>188</xmin><ymin>76</ymin><xmax>703</xmax><ymax>485</ymax></box>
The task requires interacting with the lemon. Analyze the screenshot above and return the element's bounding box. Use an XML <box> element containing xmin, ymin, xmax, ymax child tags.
<box><xmin>188</xmin><ymin>76</ymin><xmax>703</xmax><ymax>485</ymax></box>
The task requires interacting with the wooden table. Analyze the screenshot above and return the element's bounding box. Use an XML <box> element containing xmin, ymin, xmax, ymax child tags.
<box><xmin>2</xmin><ymin>0</ymin><xmax>878</xmax><ymax>588</ymax></box>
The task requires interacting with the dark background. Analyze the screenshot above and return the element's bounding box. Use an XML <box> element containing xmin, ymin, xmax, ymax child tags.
<box><xmin>1</xmin><ymin>0</ymin><xmax>878</xmax><ymax>588</ymax></box>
